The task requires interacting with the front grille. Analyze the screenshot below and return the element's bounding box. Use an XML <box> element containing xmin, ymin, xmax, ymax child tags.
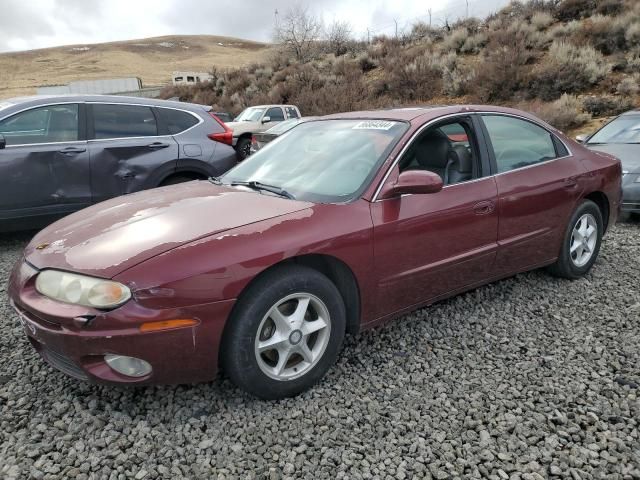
<box><xmin>40</xmin><ymin>347</ymin><xmax>89</xmax><ymax>381</ymax></box>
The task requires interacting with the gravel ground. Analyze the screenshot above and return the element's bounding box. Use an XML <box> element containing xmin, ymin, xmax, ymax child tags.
<box><xmin>0</xmin><ymin>222</ymin><xmax>639</xmax><ymax>480</ymax></box>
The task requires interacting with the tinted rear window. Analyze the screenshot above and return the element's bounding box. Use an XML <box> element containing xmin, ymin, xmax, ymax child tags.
<box><xmin>158</xmin><ymin>108</ymin><xmax>199</xmax><ymax>135</ymax></box>
<box><xmin>92</xmin><ymin>104</ymin><xmax>157</xmax><ymax>139</ymax></box>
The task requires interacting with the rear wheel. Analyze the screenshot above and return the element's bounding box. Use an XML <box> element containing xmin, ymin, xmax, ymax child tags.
<box><xmin>236</xmin><ymin>137</ymin><xmax>251</xmax><ymax>161</ymax></box>
<box><xmin>221</xmin><ymin>265</ymin><xmax>346</xmax><ymax>399</ymax></box>
<box><xmin>548</xmin><ymin>200</ymin><xmax>603</xmax><ymax>279</ymax></box>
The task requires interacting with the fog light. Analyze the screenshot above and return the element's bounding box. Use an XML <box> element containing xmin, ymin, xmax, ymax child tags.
<box><xmin>104</xmin><ymin>354</ymin><xmax>152</xmax><ymax>378</ymax></box>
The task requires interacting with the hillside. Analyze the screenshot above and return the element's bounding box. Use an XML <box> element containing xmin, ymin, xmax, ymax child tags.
<box><xmin>162</xmin><ymin>0</ymin><xmax>640</xmax><ymax>137</ymax></box>
<box><xmin>0</xmin><ymin>35</ymin><xmax>271</xmax><ymax>99</ymax></box>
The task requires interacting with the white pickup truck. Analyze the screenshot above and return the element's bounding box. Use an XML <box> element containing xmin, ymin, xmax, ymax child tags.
<box><xmin>226</xmin><ymin>105</ymin><xmax>301</xmax><ymax>160</ymax></box>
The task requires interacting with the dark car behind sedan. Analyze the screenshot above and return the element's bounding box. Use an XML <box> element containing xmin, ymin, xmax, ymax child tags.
<box><xmin>578</xmin><ymin>109</ymin><xmax>640</xmax><ymax>215</ymax></box>
<box><xmin>0</xmin><ymin>95</ymin><xmax>236</xmax><ymax>232</ymax></box>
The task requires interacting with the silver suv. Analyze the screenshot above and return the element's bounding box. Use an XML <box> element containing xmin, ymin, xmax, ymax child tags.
<box><xmin>0</xmin><ymin>95</ymin><xmax>237</xmax><ymax>232</ymax></box>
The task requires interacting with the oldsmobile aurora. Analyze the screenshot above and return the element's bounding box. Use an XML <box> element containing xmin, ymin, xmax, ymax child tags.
<box><xmin>8</xmin><ymin>106</ymin><xmax>621</xmax><ymax>399</ymax></box>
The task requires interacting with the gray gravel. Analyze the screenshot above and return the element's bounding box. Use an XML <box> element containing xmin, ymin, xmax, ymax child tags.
<box><xmin>1</xmin><ymin>222</ymin><xmax>639</xmax><ymax>480</ymax></box>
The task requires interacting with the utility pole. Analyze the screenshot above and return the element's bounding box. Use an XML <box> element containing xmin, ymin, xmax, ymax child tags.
<box><xmin>367</xmin><ymin>28</ymin><xmax>370</xmax><ymax>44</ymax></box>
<box><xmin>466</xmin><ymin>0</ymin><xmax>469</xmax><ymax>18</ymax></box>
<box><xmin>274</xmin><ymin>9</ymin><xmax>279</xmax><ymax>29</ymax></box>
<box><xmin>394</xmin><ymin>18</ymin><xmax>398</xmax><ymax>38</ymax></box>
<box><xmin>428</xmin><ymin>8</ymin><xmax>432</xmax><ymax>27</ymax></box>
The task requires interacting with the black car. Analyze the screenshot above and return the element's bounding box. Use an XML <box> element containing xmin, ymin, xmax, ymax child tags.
<box><xmin>578</xmin><ymin>109</ymin><xmax>640</xmax><ymax>216</ymax></box>
<box><xmin>0</xmin><ymin>95</ymin><xmax>237</xmax><ymax>232</ymax></box>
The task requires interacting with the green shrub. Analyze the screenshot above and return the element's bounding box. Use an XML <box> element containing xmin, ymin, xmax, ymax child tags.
<box><xmin>616</xmin><ymin>76</ymin><xmax>640</xmax><ymax>96</ymax></box>
<box><xmin>529</xmin><ymin>42</ymin><xmax>611</xmax><ymax>100</ymax></box>
<box><xmin>576</xmin><ymin>15</ymin><xmax>628</xmax><ymax>54</ymax></box>
<box><xmin>526</xmin><ymin>94</ymin><xmax>592</xmax><ymax>130</ymax></box>
<box><xmin>583</xmin><ymin>95</ymin><xmax>636</xmax><ymax>116</ymax></box>
<box><xmin>555</xmin><ymin>0</ymin><xmax>597</xmax><ymax>22</ymax></box>
<box><xmin>530</xmin><ymin>12</ymin><xmax>554</xmax><ymax>30</ymax></box>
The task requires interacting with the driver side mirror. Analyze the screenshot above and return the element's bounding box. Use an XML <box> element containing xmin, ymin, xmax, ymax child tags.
<box><xmin>0</xmin><ymin>134</ymin><xmax>5</xmax><ymax>150</ymax></box>
<box><xmin>261</xmin><ymin>116</ymin><xmax>271</xmax><ymax>124</ymax></box>
<box><xmin>575</xmin><ymin>134</ymin><xmax>589</xmax><ymax>144</ymax></box>
<box><xmin>379</xmin><ymin>170</ymin><xmax>444</xmax><ymax>199</ymax></box>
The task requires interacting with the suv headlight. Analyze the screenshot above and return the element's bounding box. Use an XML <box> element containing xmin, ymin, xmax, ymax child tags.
<box><xmin>35</xmin><ymin>270</ymin><xmax>131</xmax><ymax>308</ymax></box>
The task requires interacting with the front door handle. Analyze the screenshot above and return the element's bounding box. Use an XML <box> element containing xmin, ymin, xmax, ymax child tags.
<box><xmin>58</xmin><ymin>146</ymin><xmax>86</xmax><ymax>155</ymax></box>
<box><xmin>147</xmin><ymin>142</ymin><xmax>170</xmax><ymax>149</ymax></box>
<box><xmin>564</xmin><ymin>177</ymin><xmax>578</xmax><ymax>189</ymax></box>
<box><xmin>473</xmin><ymin>200</ymin><xmax>495</xmax><ymax>215</ymax></box>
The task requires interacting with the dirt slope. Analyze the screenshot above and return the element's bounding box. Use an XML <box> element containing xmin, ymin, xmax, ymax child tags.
<box><xmin>0</xmin><ymin>35</ymin><xmax>271</xmax><ymax>99</ymax></box>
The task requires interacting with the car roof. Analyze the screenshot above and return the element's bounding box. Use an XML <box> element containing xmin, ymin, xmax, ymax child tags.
<box><xmin>321</xmin><ymin>104</ymin><xmax>551</xmax><ymax>125</ymax></box>
<box><xmin>0</xmin><ymin>94</ymin><xmax>211</xmax><ymax>112</ymax></box>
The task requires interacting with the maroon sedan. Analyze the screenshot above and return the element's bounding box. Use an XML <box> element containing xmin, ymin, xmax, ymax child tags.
<box><xmin>8</xmin><ymin>106</ymin><xmax>621</xmax><ymax>399</ymax></box>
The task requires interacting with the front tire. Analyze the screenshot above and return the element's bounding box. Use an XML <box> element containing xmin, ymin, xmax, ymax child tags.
<box><xmin>548</xmin><ymin>199</ymin><xmax>603</xmax><ymax>279</ymax></box>
<box><xmin>236</xmin><ymin>137</ymin><xmax>251</xmax><ymax>161</ymax></box>
<box><xmin>221</xmin><ymin>265</ymin><xmax>346</xmax><ymax>400</ymax></box>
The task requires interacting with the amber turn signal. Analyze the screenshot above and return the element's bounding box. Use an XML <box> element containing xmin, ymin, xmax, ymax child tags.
<box><xmin>139</xmin><ymin>319</ymin><xmax>198</xmax><ymax>332</ymax></box>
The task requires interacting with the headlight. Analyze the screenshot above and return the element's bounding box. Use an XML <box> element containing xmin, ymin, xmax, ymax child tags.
<box><xmin>35</xmin><ymin>270</ymin><xmax>131</xmax><ymax>308</ymax></box>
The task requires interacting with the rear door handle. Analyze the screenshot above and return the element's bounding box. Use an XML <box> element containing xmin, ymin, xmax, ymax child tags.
<box><xmin>147</xmin><ymin>142</ymin><xmax>170</xmax><ymax>149</ymax></box>
<box><xmin>58</xmin><ymin>147</ymin><xmax>86</xmax><ymax>155</ymax></box>
<box><xmin>473</xmin><ymin>200</ymin><xmax>495</xmax><ymax>215</ymax></box>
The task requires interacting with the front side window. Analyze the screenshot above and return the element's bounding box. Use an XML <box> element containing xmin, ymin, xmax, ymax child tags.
<box><xmin>265</xmin><ymin>107</ymin><xmax>285</xmax><ymax>122</ymax></box>
<box><xmin>399</xmin><ymin>120</ymin><xmax>478</xmax><ymax>185</ymax></box>
<box><xmin>0</xmin><ymin>104</ymin><xmax>79</xmax><ymax>145</ymax></box>
<box><xmin>482</xmin><ymin>115</ymin><xmax>557</xmax><ymax>173</ymax></box>
<box><xmin>222</xmin><ymin>119</ymin><xmax>409</xmax><ymax>203</ymax></box>
<box><xmin>157</xmin><ymin>108</ymin><xmax>199</xmax><ymax>135</ymax></box>
<box><xmin>92</xmin><ymin>104</ymin><xmax>157</xmax><ymax>139</ymax></box>
<box><xmin>588</xmin><ymin>115</ymin><xmax>640</xmax><ymax>144</ymax></box>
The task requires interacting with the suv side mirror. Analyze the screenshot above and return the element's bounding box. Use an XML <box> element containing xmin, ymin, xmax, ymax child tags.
<box><xmin>261</xmin><ymin>116</ymin><xmax>271</xmax><ymax>124</ymax></box>
<box><xmin>0</xmin><ymin>134</ymin><xmax>5</xmax><ymax>150</ymax></box>
<box><xmin>380</xmin><ymin>170</ymin><xmax>443</xmax><ymax>199</ymax></box>
<box><xmin>575</xmin><ymin>134</ymin><xmax>589</xmax><ymax>144</ymax></box>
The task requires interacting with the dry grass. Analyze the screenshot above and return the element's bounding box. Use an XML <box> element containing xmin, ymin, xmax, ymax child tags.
<box><xmin>0</xmin><ymin>35</ymin><xmax>271</xmax><ymax>99</ymax></box>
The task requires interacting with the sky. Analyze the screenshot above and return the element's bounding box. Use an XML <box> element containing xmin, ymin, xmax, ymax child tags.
<box><xmin>0</xmin><ymin>0</ymin><xmax>510</xmax><ymax>53</ymax></box>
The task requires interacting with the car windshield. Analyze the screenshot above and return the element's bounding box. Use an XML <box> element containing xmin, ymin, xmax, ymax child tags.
<box><xmin>264</xmin><ymin>118</ymin><xmax>301</xmax><ymax>135</ymax></box>
<box><xmin>221</xmin><ymin>119</ymin><xmax>409</xmax><ymax>203</ymax></box>
<box><xmin>588</xmin><ymin>115</ymin><xmax>640</xmax><ymax>144</ymax></box>
<box><xmin>235</xmin><ymin>107</ymin><xmax>266</xmax><ymax>122</ymax></box>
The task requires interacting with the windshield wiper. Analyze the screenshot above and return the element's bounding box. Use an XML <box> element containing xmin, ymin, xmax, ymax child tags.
<box><xmin>229</xmin><ymin>181</ymin><xmax>296</xmax><ymax>200</ymax></box>
<box><xmin>208</xmin><ymin>176</ymin><xmax>223</xmax><ymax>185</ymax></box>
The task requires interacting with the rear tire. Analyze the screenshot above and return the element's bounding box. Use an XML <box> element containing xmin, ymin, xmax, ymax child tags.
<box><xmin>548</xmin><ymin>199</ymin><xmax>603</xmax><ymax>279</ymax></box>
<box><xmin>221</xmin><ymin>265</ymin><xmax>346</xmax><ymax>400</ymax></box>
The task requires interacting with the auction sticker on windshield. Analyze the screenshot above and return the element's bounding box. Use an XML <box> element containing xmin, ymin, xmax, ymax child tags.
<box><xmin>352</xmin><ymin>120</ymin><xmax>395</xmax><ymax>130</ymax></box>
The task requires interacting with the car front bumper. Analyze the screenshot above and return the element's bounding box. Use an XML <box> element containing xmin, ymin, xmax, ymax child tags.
<box><xmin>622</xmin><ymin>175</ymin><xmax>640</xmax><ymax>213</ymax></box>
<box><xmin>8</xmin><ymin>261</ymin><xmax>235</xmax><ymax>385</ymax></box>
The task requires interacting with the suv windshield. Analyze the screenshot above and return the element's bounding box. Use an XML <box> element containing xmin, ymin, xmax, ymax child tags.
<box><xmin>588</xmin><ymin>115</ymin><xmax>640</xmax><ymax>144</ymax></box>
<box><xmin>235</xmin><ymin>107</ymin><xmax>266</xmax><ymax>122</ymax></box>
<box><xmin>221</xmin><ymin>119</ymin><xmax>408</xmax><ymax>203</ymax></box>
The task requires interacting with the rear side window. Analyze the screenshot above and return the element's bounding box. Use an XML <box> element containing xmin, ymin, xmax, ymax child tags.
<box><xmin>92</xmin><ymin>104</ymin><xmax>157</xmax><ymax>139</ymax></box>
<box><xmin>265</xmin><ymin>107</ymin><xmax>285</xmax><ymax>122</ymax></box>
<box><xmin>482</xmin><ymin>115</ymin><xmax>557</xmax><ymax>173</ymax></box>
<box><xmin>285</xmin><ymin>107</ymin><xmax>299</xmax><ymax>119</ymax></box>
<box><xmin>0</xmin><ymin>104</ymin><xmax>79</xmax><ymax>145</ymax></box>
<box><xmin>157</xmin><ymin>108</ymin><xmax>199</xmax><ymax>135</ymax></box>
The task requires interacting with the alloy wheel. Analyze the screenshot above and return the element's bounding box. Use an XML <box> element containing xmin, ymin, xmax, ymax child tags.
<box><xmin>570</xmin><ymin>213</ymin><xmax>598</xmax><ymax>267</ymax></box>
<box><xmin>254</xmin><ymin>293</ymin><xmax>331</xmax><ymax>381</ymax></box>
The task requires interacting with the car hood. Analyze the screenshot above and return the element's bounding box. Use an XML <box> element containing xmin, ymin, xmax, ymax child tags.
<box><xmin>24</xmin><ymin>182</ymin><xmax>313</xmax><ymax>279</ymax></box>
<box><xmin>587</xmin><ymin>144</ymin><xmax>640</xmax><ymax>172</ymax></box>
